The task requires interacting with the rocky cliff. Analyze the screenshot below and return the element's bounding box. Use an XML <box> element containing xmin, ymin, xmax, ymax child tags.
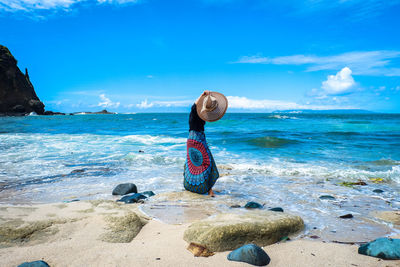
<box><xmin>0</xmin><ymin>45</ymin><xmax>44</xmax><ymax>115</ymax></box>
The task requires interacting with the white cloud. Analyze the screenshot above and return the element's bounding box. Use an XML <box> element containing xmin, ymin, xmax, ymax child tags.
<box><xmin>0</xmin><ymin>0</ymin><xmax>81</xmax><ymax>11</ymax></box>
<box><xmin>321</xmin><ymin>67</ymin><xmax>356</xmax><ymax>95</ymax></box>
<box><xmin>235</xmin><ymin>55</ymin><xmax>270</xmax><ymax>64</ymax></box>
<box><xmin>0</xmin><ymin>0</ymin><xmax>139</xmax><ymax>13</ymax></box>
<box><xmin>98</xmin><ymin>94</ymin><xmax>120</xmax><ymax>108</ymax></box>
<box><xmin>234</xmin><ymin>51</ymin><xmax>400</xmax><ymax>76</ymax></box>
<box><xmin>97</xmin><ymin>0</ymin><xmax>138</xmax><ymax>4</ymax></box>
<box><xmin>136</xmin><ymin>99</ymin><xmax>154</xmax><ymax>109</ymax></box>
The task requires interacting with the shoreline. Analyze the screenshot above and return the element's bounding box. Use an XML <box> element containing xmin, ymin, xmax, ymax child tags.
<box><xmin>0</xmin><ymin>199</ymin><xmax>399</xmax><ymax>267</ymax></box>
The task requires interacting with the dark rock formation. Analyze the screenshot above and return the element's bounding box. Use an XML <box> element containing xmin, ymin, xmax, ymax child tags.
<box><xmin>0</xmin><ymin>45</ymin><xmax>45</xmax><ymax>115</ymax></box>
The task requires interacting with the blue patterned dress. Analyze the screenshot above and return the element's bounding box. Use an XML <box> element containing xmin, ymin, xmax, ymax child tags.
<box><xmin>183</xmin><ymin>130</ymin><xmax>219</xmax><ymax>194</ymax></box>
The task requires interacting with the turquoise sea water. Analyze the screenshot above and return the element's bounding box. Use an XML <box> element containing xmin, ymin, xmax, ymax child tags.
<box><xmin>1</xmin><ymin>113</ymin><xmax>399</xmax><ymax>240</ymax></box>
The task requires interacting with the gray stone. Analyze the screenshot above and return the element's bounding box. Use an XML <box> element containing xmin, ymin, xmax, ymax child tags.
<box><xmin>112</xmin><ymin>183</ymin><xmax>137</xmax><ymax>195</ymax></box>
<box><xmin>228</xmin><ymin>244</ymin><xmax>270</xmax><ymax>266</ymax></box>
<box><xmin>183</xmin><ymin>211</ymin><xmax>304</xmax><ymax>252</ymax></box>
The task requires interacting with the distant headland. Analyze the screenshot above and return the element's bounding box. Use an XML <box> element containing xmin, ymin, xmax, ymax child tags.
<box><xmin>272</xmin><ymin>109</ymin><xmax>375</xmax><ymax>114</ymax></box>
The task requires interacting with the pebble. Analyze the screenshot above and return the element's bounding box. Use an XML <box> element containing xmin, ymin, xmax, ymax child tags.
<box><xmin>373</xmin><ymin>189</ymin><xmax>384</xmax><ymax>193</ymax></box>
<box><xmin>227</xmin><ymin>244</ymin><xmax>271</xmax><ymax>266</ymax></box>
<box><xmin>244</xmin><ymin>201</ymin><xmax>263</xmax><ymax>209</ymax></box>
<box><xmin>269</xmin><ymin>207</ymin><xmax>284</xmax><ymax>212</ymax></box>
<box><xmin>70</xmin><ymin>169</ymin><xmax>85</xmax><ymax>174</ymax></box>
<box><xmin>319</xmin><ymin>195</ymin><xmax>335</xmax><ymax>200</ymax></box>
<box><xmin>339</xmin><ymin>214</ymin><xmax>353</xmax><ymax>219</ymax></box>
<box><xmin>18</xmin><ymin>261</ymin><xmax>50</xmax><ymax>267</ymax></box>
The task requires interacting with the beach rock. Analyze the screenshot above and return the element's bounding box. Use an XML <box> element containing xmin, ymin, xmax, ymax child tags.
<box><xmin>100</xmin><ymin>212</ymin><xmax>146</xmax><ymax>243</ymax></box>
<box><xmin>0</xmin><ymin>45</ymin><xmax>45</xmax><ymax>115</ymax></box>
<box><xmin>183</xmin><ymin>211</ymin><xmax>304</xmax><ymax>252</ymax></box>
<box><xmin>117</xmin><ymin>193</ymin><xmax>146</xmax><ymax>204</ymax></box>
<box><xmin>112</xmin><ymin>183</ymin><xmax>137</xmax><ymax>195</ymax></box>
<box><xmin>245</xmin><ymin>201</ymin><xmax>263</xmax><ymax>209</ymax></box>
<box><xmin>141</xmin><ymin>191</ymin><xmax>155</xmax><ymax>197</ymax></box>
<box><xmin>358</xmin><ymin>238</ymin><xmax>400</xmax><ymax>260</ymax></box>
<box><xmin>230</xmin><ymin>204</ymin><xmax>241</xmax><ymax>208</ymax></box>
<box><xmin>319</xmin><ymin>195</ymin><xmax>335</xmax><ymax>200</ymax></box>
<box><xmin>17</xmin><ymin>261</ymin><xmax>50</xmax><ymax>267</ymax></box>
<box><xmin>227</xmin><ymin>244</ymin><xmax>271</xmax><ymax>266</ymax></box>
<box><xmin>339</xmin><ymin>214</ymin><xmax>353</xmax><ymax>219</ymax></box>
<box><xmin>373</xmin><ymin>189</ymin><xmax>384</xmax><ymax>193</ymax></box>
<box><xmin>269</xmin><ymin>207</ymin><xmax>284</xmax><ymax>212</ymax></box>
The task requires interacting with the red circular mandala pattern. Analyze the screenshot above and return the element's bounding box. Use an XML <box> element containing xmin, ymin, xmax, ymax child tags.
<box><xmin>187</xmin><ymin>139</ymin><xmax>210</xmax><ymax>175</ymax></box>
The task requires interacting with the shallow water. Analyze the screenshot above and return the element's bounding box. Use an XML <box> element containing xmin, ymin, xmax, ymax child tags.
<box><xmin>0</xmin><ymin>113</ymin><xmax>399</xmax><ymax>241</ymax></box>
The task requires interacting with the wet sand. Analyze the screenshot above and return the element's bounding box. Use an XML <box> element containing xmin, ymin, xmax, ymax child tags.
<box><xmin>0</xmin><ymin>200</ymin><xmax>399</xmax><ymax>267</ymax></box>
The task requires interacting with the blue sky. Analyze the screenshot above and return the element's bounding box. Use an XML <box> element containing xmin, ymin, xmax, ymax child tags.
<box><xmin>1</xmin><ymin>0</ymin><xmax>400</xmax><ymax>112</ymax></box>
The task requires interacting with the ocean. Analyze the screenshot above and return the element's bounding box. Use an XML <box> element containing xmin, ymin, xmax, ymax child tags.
<box><xmin>1</xmin><ymin>112</ymin><xmax>399</xmax><ymax>241</ymax></box>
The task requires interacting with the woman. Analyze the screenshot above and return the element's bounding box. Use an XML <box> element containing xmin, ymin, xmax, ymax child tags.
<box><xmin>183</xmin><ymin>90</ymin><xmax>228</xmax><ymax>197</ymax></box>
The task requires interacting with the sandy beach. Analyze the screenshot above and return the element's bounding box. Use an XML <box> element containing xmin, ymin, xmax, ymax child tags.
<box><xmin>0</xmin><ymin>199</ymin><xmax>398</xmax><ymax>267</ymax></box>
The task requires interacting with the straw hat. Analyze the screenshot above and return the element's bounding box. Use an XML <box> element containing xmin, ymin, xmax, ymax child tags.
<box><xmin>196</xmin><ymin>91</ymin><xmax>228</xmax><ymax>122</ymax></box>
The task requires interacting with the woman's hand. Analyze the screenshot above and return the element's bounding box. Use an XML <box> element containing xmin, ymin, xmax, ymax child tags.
<box><xmin>195</xmin><ymin>90</ymin><xmax>211</xmax><ymax>104</ymax></box>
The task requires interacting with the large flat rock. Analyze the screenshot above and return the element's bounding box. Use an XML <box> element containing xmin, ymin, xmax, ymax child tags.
<box><xmin>183</xmin><ymin>211</ymin><xmax>304</xmax><ymax>252</ymax></box>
